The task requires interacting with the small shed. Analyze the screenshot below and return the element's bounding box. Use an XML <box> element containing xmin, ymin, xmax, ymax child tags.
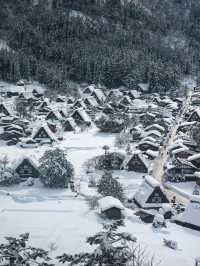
<box><xmin>174</xmin><ymin>195</ymin><xmax>200</xmax><ymax>231</ymax></box>
<box><xmin>133</xmin><ymin>176</ymin><xmax>169</xmax><ymax>209</ymax></box>
<box><xmin>14</xmin><ymin>156</ymin><xmax>40</xmax><ymax>180</ymax></box>
<box><xmin>98</xmin><ymin>196</ymin><xmax>124</xmax><ymax>220</ymax></box>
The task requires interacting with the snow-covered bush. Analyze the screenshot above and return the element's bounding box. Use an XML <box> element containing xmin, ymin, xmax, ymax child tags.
<box><xmin>39</xmin><ymin>148</ymin><xmax>74</xmax><ymax>188</ymax></box>
<box><xmin>98</xmin><ymin>171</ymin><xmax>125</xmax><ymax>202</ymax></box>
<box><xmin>95</xmin><ymin>152</ymin><xmax>125</xmax><ymax>170</ymax></box>
<box><xmin>163</xmin><ymin>238</ymin><xmax>178</xmax><ymax>250</ymax></box>
<box><xmin>0</xmin><ymin>168</ymin><xmax>19</xmax><ymax>186</ymax></box>
<box><xmin>152</xmin><ymin>213</ymin><xmax>166</xmax><ymax>228</ymax></box>
<box><xmin>0</xmin><ymin>233</ymin><xmax>53</xmax><ymax>265</ymax></box>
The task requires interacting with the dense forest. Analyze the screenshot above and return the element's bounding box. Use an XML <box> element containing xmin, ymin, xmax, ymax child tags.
<box><xmin>0</xmin><ymin>0</ymin><xmax>200</xmax><ymax>93</ymax></box>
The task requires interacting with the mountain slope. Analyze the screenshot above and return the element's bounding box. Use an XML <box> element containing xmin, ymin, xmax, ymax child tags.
<box><xmin>0</xmin><ymin>0</ymin><xmax>199</xmax><ymax>92</ymax></box>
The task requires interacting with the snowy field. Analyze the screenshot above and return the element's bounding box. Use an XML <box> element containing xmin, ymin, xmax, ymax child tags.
<box><xmin>0</xmin><ymin>128</ymin><xmax>200</xmax><ymax>265</ymax></box>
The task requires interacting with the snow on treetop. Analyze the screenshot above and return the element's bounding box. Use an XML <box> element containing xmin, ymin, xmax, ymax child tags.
<box><xmin>98</xmin><ymin>196</ymin><xmax>124</xmax><ymax>212</ymax></box>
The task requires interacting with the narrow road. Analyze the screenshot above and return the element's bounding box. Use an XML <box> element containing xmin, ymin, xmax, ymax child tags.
<box><xmin>152</xmin><ymin>89</ymin><xmax>193</xmax><ymax>204</ymax></box>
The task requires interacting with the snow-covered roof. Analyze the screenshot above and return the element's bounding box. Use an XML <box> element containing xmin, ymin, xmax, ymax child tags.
<box><xmin>123</xmin><ymin>151</ymin><xmax>149</xmax><ymax>169</ymax></box>
<box><xmin>188</xmin><ymin>153</ymin><xmax>200</xmax><ymax>162</ymax></box>
<box><xmin>138</xmin><ymin>140</ymin><xmax>159</xmax><ymax>148</ymax></box>
<box><xmin>98</xmin><ymin>196</ymin><xmax>124</xmax><ymax>212</ymax></box>
<box><xmin>32</xmin><ymin>123</ymin><xmax>56</xmax><ymax>141</ymax></box>
<box><xmin>92</xmin><ymin>89</ymin><xmax>106</xmax><ymax>102</ymax></box>
<box><xmin>145</xmin><ymin>124</ymin><xmax>165</xmax><ymax>132</ymax></box>
<box><xmin>176</xmin><ymin>195</ymin><xmax>200</xmax><ymax>228</ymax></box>
<box><xmin>128</xmin><ymin>90</ymin><xmax>141</xmax><ymax>99</ymax></box>
<box><xmin>13</xmin><ymin>156</ymin><xmax>39</xmax><ymax>171</ymax></box>
<box><xmin>72</xmin><ymin>108</ymin><xmax>91</xmax><ymax>123</ymax></box>
<box><xmin>46</xmin><ymin>110</ymin><xmax>62</xmax><ymax>121</ymax></box>
<box><xmin>134</xmin><ymin>176</ymin><xmax>166</xmax><ymax>208</ymax></box>
<box><xmin>145</xmin><ymin>149</ymin><xmax>159</xmax><ymax>158</ymax></box>
<box><xmin>194</xmin><ymin>172</ymin><xmax>200</xmax><ymax>179</ymax></box>
<box><xmin>137</xmin><ymin>83</ymin><xmax>149</xmax><ymax>92</ymax></box>
<box><xmin>171</xmin><ymin>147</ymin><xmax>189</xmax><ymax>155</ymax></box>
<box><xmin>84</xmin><ymin>96</ymin><xmax>98</xmax><ymax>107</ymax></box>
<box><xmin>142</xmin><ymin>130</ymin><xmax>162</xmax><ymax>138</ymax></box>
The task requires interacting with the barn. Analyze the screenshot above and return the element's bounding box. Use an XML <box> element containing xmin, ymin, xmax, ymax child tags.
<box><xmin>174</xmin><ymin>195</ymin><xmax>200</xmax><ymax>231</ymax></box>
<box><xmin>14</xmin><ymin>156</ymin><xmax>40</xmax><ymax>180</ymax></box>
<box><xmin>98</xmin><ymin>196</ymin><xmax>124</xmax><ymax>220</ymax></box>
<box><xmin>133</xmin><ymin>176</ymin><xmax>169</xmax><ymax>209</ymax></box>
<box><xmin>123</xmin><ymin>152</ymin><xmax>149</xmax><ymax>173</ymax></box>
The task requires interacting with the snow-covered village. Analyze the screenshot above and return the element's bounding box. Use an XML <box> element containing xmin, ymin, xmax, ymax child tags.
<box><xmin>0</xmin><ymin>1</ymin><xmax>200</xmax><ymax>266</ymax></box>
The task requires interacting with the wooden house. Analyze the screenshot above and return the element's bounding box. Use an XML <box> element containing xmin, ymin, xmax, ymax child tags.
<box><xmin>133</xmin><ymin>176</ymin><xmax>169</xmax><ymax>209</ymax></box>
<box><xmin>171</xmin><ymin>147</ymin><xmax>195</xmax><ymax>159</ymax></box>
<box><xmin>83</xmin><ymin>85</ymin><xmax>95</xmax><ymax>94</ymax></box>
<box><xmin>14</xmin><ymin>156</ymin><xmax>40</xmax><ymax>180</ymax></box>
<box><xmin>63</xmin><ymin>118</ymin><xmax>77</xmax><ymax>131</ymax></box>
<box><xmin>71</xmin><ymin>109</ymin><xmax>91</xmax><ymax>125</ymax></box>
<box><xmin>188</xmin><ymin>153</ymin><xmax>200</xmax><ymax>168</ymax></box>
<box><xmin>127</xmin><ymin>90</ymin><xmax>141</xmax><ymax>100</ymax></box>
<box><xmin>84</xmin><ymin>96</ymin><xmax>98</xmax><ymax>108</ymax></box>
<box><xmin>188</xmin><ymin>109</ymin><xmax>200</xmax><ymax>122</ymax></box>
<box><xmin>167</xmin><ymin>158</ymin><xmax>198</xmax><ymax>181</ymax></box>
<box><xmin>123</xmin><ymin>152</ymin><xmax>149</xmax><ymax>173</ymax></box>
<box><xmin>139</xmin><ymin>112</ymin><xmax>156</xmax><ymax>126</ymax></box>
<box><xmin>91</xmin><ymin>89</ymin><xmax>106</xmax><ymax>104</ymax></box>
<box><xmin>175</xmin><ymin>196</ymin><xmax>200</xmax><ymax>231</ymax></box>
<box><xmin>98</xmin><ymin>196</ymin><xmax>124</xmax><ymax>220</ymax></box>
<box><xmin>136</xmin><ymin>83</ymin><xmax>149</xmax><ymax>93</ymax></box>
<box><xmin>46</xmin><ymin>110</ymin><xmax>63</xmax><ymax>122</ymax></box>
<box><xmin>120</xmin><ymin>95</ymin><xmax>132</xmax><ymax>105</ymax></box>
<box><xmin>138</xmin><ymin>140</ymin><xmax>159</xmax><ymax>151</ymax></box>
<box><xmin>56</xmin><ymin>95</ymin><xmax>66</xmax><ymax>103</ymax></box>
<box><xmin>144</xmin><ymin>124</ymin><xmax>165</xmax><ymax>134</ymax></box>
<box><xmin>66</xmin><ymin>97</ymin><xmax>74</xmax><ymax>104</ymax></box>
<box><xmin>73</xmin><ymin>99</ymin><xmax>86</xmax><ymax>109</ymax></box>
<box><xmin>142</xmin><ymin>130</ymin><xmax>162</xmax><ymax>140</ymax></box>
<box><xmin>0</xmin><ymin>103</ymin><xmax>11</xmax><ymax>116</ymax></box>
<box><xmin>32</xmin><ymin>124</ymin><xmax>56</xmax><ymax>143</ymax></box>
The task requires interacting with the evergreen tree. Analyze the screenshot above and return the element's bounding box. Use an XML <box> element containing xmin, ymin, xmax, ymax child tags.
<box><xmin>57</xmin><ymin>221</ymin><xmax>138</xmax><ymax>266</ymax></box>
<box><xmin>0</xmin><ymin>233</ymin><xmax>53</xmax><ymax>266</ymax></box>
<box><xmin>98</xmin><ymin>171</ymin><xmax>125</xmax><ymax>202</ymax></box>
<box><xmin>39</xmin><ymin>148</ymin><xmax>74</xmax><ymax>188</ymax></box>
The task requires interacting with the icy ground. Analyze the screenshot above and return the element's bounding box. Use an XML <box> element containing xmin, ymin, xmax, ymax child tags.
<box><xmin>0</xmin><ymin>128</ymin><xmax>199</xmax><ymax>266</ymax></box>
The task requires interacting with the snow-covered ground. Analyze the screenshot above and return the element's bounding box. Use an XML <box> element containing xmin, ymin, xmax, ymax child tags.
<box><xmin>0</xmin><ymin>127</ymin><xmax>199</xmax><ymax>265</ymax></box>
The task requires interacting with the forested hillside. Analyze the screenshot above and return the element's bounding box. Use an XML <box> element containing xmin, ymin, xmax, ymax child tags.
<box><xmin>0</xmin><ymin>0</ymin><xmax>200</xmax><ymax>93</ymax></box>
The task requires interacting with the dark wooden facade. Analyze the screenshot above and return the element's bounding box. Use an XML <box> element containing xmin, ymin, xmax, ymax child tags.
<box><xmin>15</xmin><ymin>158</ymin><xmax>40</xmax><ymax>179</ymax></box>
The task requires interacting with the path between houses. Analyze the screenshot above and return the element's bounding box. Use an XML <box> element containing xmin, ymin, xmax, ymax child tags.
<box><xmin>153</xmin><ymin>89</ymin><xmax>193</xmax><ymax>204</ymax></box>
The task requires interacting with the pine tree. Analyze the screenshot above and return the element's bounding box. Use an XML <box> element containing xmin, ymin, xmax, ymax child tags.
<box><xmin>57</xmin><ymin>221</ymin><xmax>137</xmax><ymax>266</ymax></box>
<box><xmin>0</xmin><ymin>233</ymin><xmax>53</xmax><ymax>266</ymax></box>
<box><xmin>98</xmin><ymin>171</ymin><xmax>125</xmax><ymax>202</ymax></box>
